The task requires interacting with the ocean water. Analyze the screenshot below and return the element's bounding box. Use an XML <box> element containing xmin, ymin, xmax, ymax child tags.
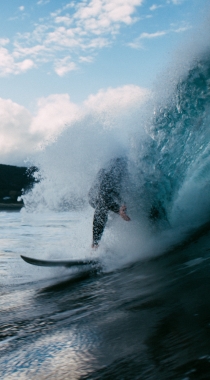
<box><xmin>1</xmin><ymin>211</ymin><xmax>210</xmax><ymax>379</ymax></box>
<box><xmin>1</xmin><ymin>25</ymin><xmax>210</xmax><ymax>379</ymax></box>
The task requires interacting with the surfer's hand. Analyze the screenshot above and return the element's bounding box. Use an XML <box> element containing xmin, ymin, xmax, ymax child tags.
<box><xmin>119</xmin><ymin>205</ymin><xmax>131</xmax><ymax>221</ymax></box>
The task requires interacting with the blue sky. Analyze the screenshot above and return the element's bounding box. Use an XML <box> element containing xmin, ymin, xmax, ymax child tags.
<box><xmin>0</xmin><ymin>0</ymin><xmax>208</xmax><ymax>165</ymax></box>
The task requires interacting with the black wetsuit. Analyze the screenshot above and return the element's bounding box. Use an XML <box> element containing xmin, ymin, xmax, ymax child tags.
<box><xmin>88</xmin><ymin>157</ymin><xmax>127</xmax><ymax>246</ymax></box>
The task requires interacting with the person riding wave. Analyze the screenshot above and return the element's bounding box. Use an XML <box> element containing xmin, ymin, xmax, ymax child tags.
<box><xmin>88</xmin><ymin>157</ymin><xmax>131</xmax><ymax>248</ymax></box>
<box><xmin>88</xmin><ymin>156</ymin><xmax>168</xmax><ymax>248</ymax></box>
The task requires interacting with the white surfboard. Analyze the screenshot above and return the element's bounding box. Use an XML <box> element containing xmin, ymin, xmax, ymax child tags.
<box><xmin>20</xmin><ymin>255</ymin><xmax>99</xmax><ymax>268</ymax></box>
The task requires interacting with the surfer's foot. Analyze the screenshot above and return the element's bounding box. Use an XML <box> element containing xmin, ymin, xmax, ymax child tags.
<box><xmin>91</xmin><ymin>244</ymin><xmax>99</xmax><ymax>249</ymax></box>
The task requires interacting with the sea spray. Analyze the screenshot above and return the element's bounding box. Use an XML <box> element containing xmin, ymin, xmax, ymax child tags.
<box><xmin>22</xmin><ymin>89</ymin><xmax>148</xmax><ymax>213</ymax></box>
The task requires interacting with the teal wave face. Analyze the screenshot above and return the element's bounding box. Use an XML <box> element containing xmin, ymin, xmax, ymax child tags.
<box><xmin>133</xmin><ymin>53</ymin><xmax>210</xmax><ymax>228</ymax></box>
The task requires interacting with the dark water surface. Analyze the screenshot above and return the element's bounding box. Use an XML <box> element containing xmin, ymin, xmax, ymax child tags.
<box><xmin>1</xmin><ymin>213</ymin><xmax>210</xmax><ymax>379</ymax></box>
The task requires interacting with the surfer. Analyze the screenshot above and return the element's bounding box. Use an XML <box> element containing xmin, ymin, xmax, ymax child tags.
<box><xmin>88</xmin><ymin>157</ymin><xmax>131</xmax><ymax>248</ymax></box>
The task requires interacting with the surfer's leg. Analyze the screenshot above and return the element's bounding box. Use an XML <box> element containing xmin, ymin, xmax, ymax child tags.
<box><xmin>92</xmin><ymin>205</ymin><xmax>108</xmax><ymax>247</ymax></box>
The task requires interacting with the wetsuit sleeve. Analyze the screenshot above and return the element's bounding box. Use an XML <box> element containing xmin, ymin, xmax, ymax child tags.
<box><xmin>107</xmin><ymin>200</ymin><xmax>121</xmax><ymax>213</ymax></box>
<box><xmin>99</xmin><ymin>173</ymin><xmax>122</xmax><ymax>213</ymax></box>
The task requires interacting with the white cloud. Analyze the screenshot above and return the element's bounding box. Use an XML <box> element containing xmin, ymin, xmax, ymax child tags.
<box><xmin>0</xmin><ymin>99</ymin><xmax>32</xmax><ymax>151</ymax></box>
<box><xmin>37</xmin><ymin>0</ymin><xmax>50</xmax><ymax>4</ymax></box>
<box><xmin>54</xmin><ymin>16</ymin><xmax>72</xmax><ymax>26</ymax></box>
<box><xmin>0</xmin><ymin>85</ymin><xmax>148</xmax><ymax>165</ymax></box>
<box><xmin>79</xmin><ymin>55</ymin><xmax>94</xmax><ymax>63</ymax></box>
<box><xmin>45</xmin><ymin>27</ymin><xmax>81</xmax><ymax>48</ymax></box>
<box><xmin>16</xmin><ymin>59</ymin><xmax>35</xmax><ymax>72</ymax></box>
<box><xmin>174</xmin><ymin>26</ymin><xmax>190</xmax><ymax>33</ymax></box>
<box><xmin>85</xmin><ymin>85</ymin><xmax>148</xmax><ymax>112</ymax></box>
<box><xmin>128</xmin><ymin>22</ymin><xmax>191</xmax><ymax>49</ymax></box>
<box><xmin>0</xmin><ymin>98</ymin><xmax>34</xmax><ymax>164</ymax></box>
<box><xmin>84</xmin><ymin>84</ymin><xmax>149</xmax><ymax>128</ymax></box>
<box><xmin>5</xmin><ymin>0</ymin><xmax>144</xmax><ymax>76</ymax></box>
<box><xmin>30</xmin><ymin>94</ymin><xmax>80</xmax><ymax>139</ymax></box>
<box><xmin>127</xmin><ymin>40</ymin><xmax>144</xmax><ymax>49</ymax></box>
<box><xmin>74</xmin><ymin>0</ymin><xmax>143</xmax><ymax>33</ymax></box>
<box><xmin>54</xmin><ymin>56</ymin><xmax>77</xmax><ymax>76</ymax></box>
<box><xmin>0</xmin><ymin>94</ymin><xmax>79</xmax><ymax>164</ymax></box>
<box><xmin>19</xmin><ymin>6</ymin><xmax>25</xmax><ymax>11</ymax></box>
<box><xmin>0</xmin><ymin>38</ymin><xmax>10</xmax><ymax>46</ymax></box>
<box><xmin>0</xmin><ymin>47</ymin><xmax>35</xmax><ymax>76</ymax></box>
<box><xmin>127</xmin><ymin>30</ymin><xmax>166</xmax><ymax>49</ymax></box>
<box><xmin>13</xmin><ymin>44</ymin><xmax>51</xmax><ymax>59</ymax></box>
<box><xmin>167</xmin><ymin>0</ymin><xmax>185</xmax><ymax>4</ymax></box>
<box><xmin>150</xmin><ymin>4</ymin><xmax>163</xmax><ymax>11</ymax></box>
<box><xmin>84</xmin><ymin>36</ymin><xmax>110</xmax><ymax>48</ymax></box>
<box><xmin>139</xmin><ymin>31</ymin><xmax>167</xmax><ymax>39</ymax></box>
